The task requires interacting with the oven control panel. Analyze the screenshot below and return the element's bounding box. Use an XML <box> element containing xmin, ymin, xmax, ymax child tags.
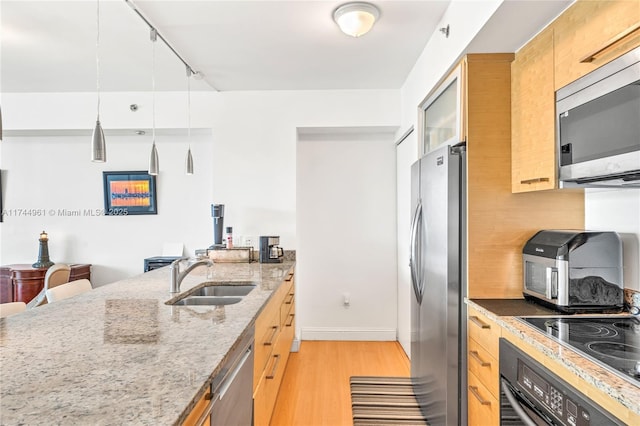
<box><xmin>519</xmin><ymin>361</ymin><xmax>591</xmax><ymax>425</ymax></box>
<box><xmin>499</xmin><ymin>339</ymin><xmax>624</xmax><ymax>426</ymax></box>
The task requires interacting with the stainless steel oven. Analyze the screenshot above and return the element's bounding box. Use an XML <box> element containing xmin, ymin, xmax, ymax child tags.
<box><xmin>499</xmin><ymin>338</ymin><xmax>624</xmax><ymax>425</ymax></box>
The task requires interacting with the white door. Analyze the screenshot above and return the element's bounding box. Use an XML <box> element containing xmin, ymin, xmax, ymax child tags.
<box><xmin>396</xmin><ymin>128</ymin><xmax>418</xmax><ymax>357</ymax></box>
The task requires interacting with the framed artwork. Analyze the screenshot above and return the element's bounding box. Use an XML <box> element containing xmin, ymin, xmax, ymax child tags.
<box><xmin>103</xmin><ymin>171</ymin><xmax>157</xmax><ymax>216</ymax></box>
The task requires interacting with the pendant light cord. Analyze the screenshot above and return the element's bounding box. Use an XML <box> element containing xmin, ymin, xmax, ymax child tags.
<box><xmin>96</xmin><ymin>0</ymin><xmax>101</xmax><ymax>118</ymax></box>
<box><xmin>187</xmin><ymin>66</ymin><xmax>191</xmax><ymax>146</ymax></box>
<box><xmin>151</xmin><ymin>28</ymin><xmax>156</xmax><ymax>142</ymax></box>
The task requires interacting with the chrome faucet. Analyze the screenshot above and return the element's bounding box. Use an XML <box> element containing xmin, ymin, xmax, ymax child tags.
<box><xmin>170</xmin><ymin>257</ymin><xmax>214</xmax><ymax>293</ymax></box>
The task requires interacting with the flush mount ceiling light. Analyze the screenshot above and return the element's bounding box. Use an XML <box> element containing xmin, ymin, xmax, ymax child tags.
<box><xmin>333</xmin><ymin>2</ymin><xmax>380</xmax><ymax>37</ymax></box>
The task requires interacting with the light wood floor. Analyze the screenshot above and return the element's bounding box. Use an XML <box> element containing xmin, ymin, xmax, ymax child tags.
<box><xmin>269</xmin><ymin>341</ymin><xmax>411</xmax><ymax>426</ymax></box>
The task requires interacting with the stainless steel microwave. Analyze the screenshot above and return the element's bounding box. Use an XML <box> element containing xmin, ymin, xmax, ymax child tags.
<box><xmin>556</xmin><ymin>46</ymin><xmax>640</xmax><ymax>188</ymax></box>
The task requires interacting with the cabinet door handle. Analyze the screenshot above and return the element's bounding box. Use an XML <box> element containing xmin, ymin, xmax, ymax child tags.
<box><xmin>285</xmin><ymin>273</ymin><xmax>294</xmax><ymax>282</ymax></box>
<box><xmin>469</xmin><ymin>386</ymin><xmax>491</xmax><ymax>406</ymax></box>
<box><xmin>264</xmin><ymin>325</ymin><xmax>279</xmax><ymax>346</ymax></box>
<box><xmin>520</xmin><ymin>177</ymin><xmax>550</xmax><ymax>185</ymax></box>
<box><xmin>580</xmin><ymin>23</ymin><xmax>640</xmax><ymax>63</ymax></box>
<box><xmin>469</xmin><ymin>316</ymin><xmax>490</xmax><ymax>329</ymax></box>
<box><xmin>285</xmin><ymin>293</ymin><xmax>294</xmax><ymax>305</ymax></box>
<box><xmin>266</xmin><ymin>354</ymin><xmax>281</xmax><ymax>379</ymax></box>
<box><xmin>285</xmin><ymin>314</ymin><xmax>295</xmax><ymax>327</ymax></box>
<box><xmin>469</xmin><ymin>350</ymin><xmax>491</xmax><ymax>367</ymax></box>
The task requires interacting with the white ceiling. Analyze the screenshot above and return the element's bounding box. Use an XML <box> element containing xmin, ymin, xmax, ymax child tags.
<box><xmin>1</xmin><ymin>0</ymin><xmax>571</xmax><ymax>93</ymax></box>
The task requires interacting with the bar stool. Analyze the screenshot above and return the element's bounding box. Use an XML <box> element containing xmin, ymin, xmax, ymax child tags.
<box><xmin>0</xmin><ymin>302</ymin><xmax>27</xmax><ymax>318</ymax></box>
<box><xmin>45</xmin><ymin>279</ymin><xmax>92</xmax><ymax>303</ymax></box>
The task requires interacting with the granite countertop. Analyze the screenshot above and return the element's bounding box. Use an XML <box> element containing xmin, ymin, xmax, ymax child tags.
<box><xmin>467</xmin><ymin>299</ymin><xmax>640</xmax><ymax>417</ymax></box>
<box><xmin>0</xmin><ymin>260</ymin><xmax>295</xmax><ymax>425</ymax></box>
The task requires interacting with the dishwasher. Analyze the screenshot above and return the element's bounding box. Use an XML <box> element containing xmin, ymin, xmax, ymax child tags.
<box><xmin>194</xmin><ymin>326</ymin><xmax>255</xmax><ymax>426</ymax></box>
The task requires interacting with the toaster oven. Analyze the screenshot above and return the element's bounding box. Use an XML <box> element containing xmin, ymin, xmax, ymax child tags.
<box><xmin>522</xmin><ymin>230</ymin><xmax>624</xmax><ymax>313</ymax></box>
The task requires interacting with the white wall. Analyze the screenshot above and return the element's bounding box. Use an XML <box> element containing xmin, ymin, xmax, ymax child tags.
<box><xmin>395</xmin><ymin>128</ymin><xmax>418</xmax><ymax>356</ymax></box>
<box><xmin>585</xmin><ymin>189</ymin><xmax>640</xmax><ymax>291</ymax></box>
<box><xmin>297</xmin><ymin>129</ymin><xmax>398</xmax><ymax>340</ymax></box>
<box><xmin>0</xmin><ymin>132</ymin><xmax>213</xmax><ymax>285</ymax></box>
<box><xmin>1</xmin><ymin>89</ymin><xmax>400</xmax><ymax>287</ymax></box>
<box><xmin>399</xmin><ymin>0</ymin><xmax>502</xmax><ymax>137</ymax></box>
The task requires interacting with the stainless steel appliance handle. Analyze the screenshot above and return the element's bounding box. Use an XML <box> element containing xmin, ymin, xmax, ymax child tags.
<box><xmin>409</xmin><ymin>200</ymin><xmax>423</xmax><ymax>304</ymax></box>
<box><xmin>219</xmin><ymin>348</ymin><xmax>252</xmax><ymax>399</ymax></box>
<box><xmin>418</xmin><ymin>208</ymin><xmax>426</xmax><ymax>299</ymax></box>
<box><xmin>501</xmin><ymin>379</ymin><xmax>537</xmax><ymax>426</ymax></box>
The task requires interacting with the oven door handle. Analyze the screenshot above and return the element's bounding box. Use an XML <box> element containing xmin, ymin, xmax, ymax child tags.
<box><xmin>501</xmin><ymin>379</ymin><xmax>538</xmax><ymax>426</ymax></box>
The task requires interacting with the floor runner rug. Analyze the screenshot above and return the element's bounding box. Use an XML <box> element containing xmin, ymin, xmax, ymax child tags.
<box><xmin>350</xmin><ymin>376</ymin><xmax>428</xmax><ymax>426</ymax></box>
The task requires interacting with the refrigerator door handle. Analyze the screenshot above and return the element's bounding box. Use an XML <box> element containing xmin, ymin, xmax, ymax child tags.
<box><xmin>409</xmin><ymin>200</ymin><xmax>423</xmax><ymax>305</ymax></box>
<box><xmin>418</xmin><ymin>208</ymin><xmax>426</xmax><ymax>300</ymax></box>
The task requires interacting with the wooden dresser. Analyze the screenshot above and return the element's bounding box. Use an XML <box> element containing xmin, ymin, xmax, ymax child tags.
<box><xmin>0</xmin><ymin>264</ymin><xmax>91</xmax><ymax>303</ymax></box>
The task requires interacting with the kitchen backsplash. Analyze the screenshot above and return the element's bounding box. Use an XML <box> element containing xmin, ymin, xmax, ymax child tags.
<box><xmin>624</xmin><ymin>288</ymin><xmax>640</xmax><ymax>313</ymax></box>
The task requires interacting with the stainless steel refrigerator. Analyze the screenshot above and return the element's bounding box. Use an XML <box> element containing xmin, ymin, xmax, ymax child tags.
<box><xmin>410</xmin><ymin>143</ymin><xmax>467</xmax><ymax>426</ymax></box>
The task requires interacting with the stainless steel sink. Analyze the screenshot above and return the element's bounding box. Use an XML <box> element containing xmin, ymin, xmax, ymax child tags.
<box><xmin>189</xmin><ymin>283</ymin><xmax>256</xmax><ymax>297</ymax></box>
<box><xmin>171</xmin><ymin>296</ymin><xmax>243</xmax><ymax>306</ymax></box>
<box><xmin>168</xmin><ymin>282</ymin><xmax>256</xmax><ymax>306</ymax></box>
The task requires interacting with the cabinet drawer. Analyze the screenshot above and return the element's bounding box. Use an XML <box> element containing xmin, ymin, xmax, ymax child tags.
<box><xmin>254</xmin><ymin>309</ymin><xmax>280</xmax><ymax>390</ymax></box>
<box><xmin>280</xmin><ymin>291</ymin><xmax>294</xmax><ymax>327</ymax></box>
<box><xmin>468</xmin><ymin>337</ymin><xmax>499</xmax><ymax>399</ymax></box>
<box><xmin>254</xmin><ymin>349</ymin><xmax>286</xmax><ymax>426</ymax></box>
<box><xmin>468</xmin><ymin>371</ymin><xmax>499</xmax><ymax>426</ymax></box>
<box><xmin>468</xmin><ymin>307</ymin><xmax>501</xmax><ymax>358</ymax></box>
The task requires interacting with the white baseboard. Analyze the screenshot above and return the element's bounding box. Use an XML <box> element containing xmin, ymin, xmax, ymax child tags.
<box><xmin>290</xmin><ymin>337</ymin><xmax>301</xmax><ymax>352</ymax></box>
<box><xmin>301</xmin><ymin>327</ymin><xmax>396</xmax><ymax>341</ymax></box>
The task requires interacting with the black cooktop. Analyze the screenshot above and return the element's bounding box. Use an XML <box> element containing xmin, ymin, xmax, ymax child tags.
<box><xmin>519</xmin><ymin>316</ymin><xmax>640</xmax><ymax>386</ymax></box>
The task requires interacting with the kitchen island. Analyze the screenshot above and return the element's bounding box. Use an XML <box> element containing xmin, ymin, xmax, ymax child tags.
<box><xmin>0</xmin><ymin>260</ymin><xmax>295</xmax><ymax>425</ymax></box>
<box><xmin>468</xmin><ymin>299</ymin><xmax>640</xmax><ymax>424</ymax></box>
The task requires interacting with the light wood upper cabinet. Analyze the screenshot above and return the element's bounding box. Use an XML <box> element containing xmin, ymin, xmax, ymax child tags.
<box><xmin>418</xmin><ymin>60</ymin><xmax>467</xmax><ymax>155</ymax></box>
<box><xmin>511</xmin><ymin>0</ymin><xmax>639</xmax><ymax>193</ymax></box>
<box><xmin>554</xmin><ymin>0</ymin><xmax>640</xmax><ymax>90</ymax></box>
<box><xmin>465</xmin><ymin>53</ymin><xmax>584</xmax><ymax>299</ymax></box>
<box><xmin>511</xmin><ymin>27</ymin><xmax>557</xmax><ymax>193</ymax></box>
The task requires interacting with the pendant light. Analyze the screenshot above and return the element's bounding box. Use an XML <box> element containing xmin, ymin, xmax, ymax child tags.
<box><xmin>185</xmin><ymin>66</ymin><xmax>194</xmax><ymax>175</ymax></box>
<box><xmin>91</xmin><ymin>0</ymin><xmax>106</xmax><ymax>162</ymax></box>
<box><xmin>148</xmin><ymin>28</ymin><xmax>159</xmax><ymax>176</ymax></box>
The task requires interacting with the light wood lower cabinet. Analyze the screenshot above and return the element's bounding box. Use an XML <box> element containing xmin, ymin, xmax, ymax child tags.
<box><xmin>182</xmin><ymin>388</ymin><xmax>212</xmax><ymax>426</ymax></box>
<box><xmin>253</xmin><ymin>270</ymin><xmax>295</xmax><ymax>426</ymax></box>
<box><xmin>467</xmin><ymin>307</ymin><xmax>501</xmax><ymax>425</ymax></box>
<box><xmin>468</xmin><ymin>371</ymin><xmax>499</xmax><ymax>426</ymax></box>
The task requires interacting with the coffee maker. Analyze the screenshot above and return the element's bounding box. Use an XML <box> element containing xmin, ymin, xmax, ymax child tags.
<box><xmin>259</xmin><ymin>236</ymin><xmax>284</xmax><ymax>263</ymax></box>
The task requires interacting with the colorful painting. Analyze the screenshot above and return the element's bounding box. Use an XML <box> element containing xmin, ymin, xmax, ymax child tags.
<box><xmin>103</xmin><ymin>171</ymin><xmax>157</xmax><ymax>215</ymax></box>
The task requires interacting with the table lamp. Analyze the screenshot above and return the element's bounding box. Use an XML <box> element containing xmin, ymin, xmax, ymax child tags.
<box><xmin>32</xmin><ymin>230</ymin><xmax>54</xmax><ymax>268</ymax></box>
